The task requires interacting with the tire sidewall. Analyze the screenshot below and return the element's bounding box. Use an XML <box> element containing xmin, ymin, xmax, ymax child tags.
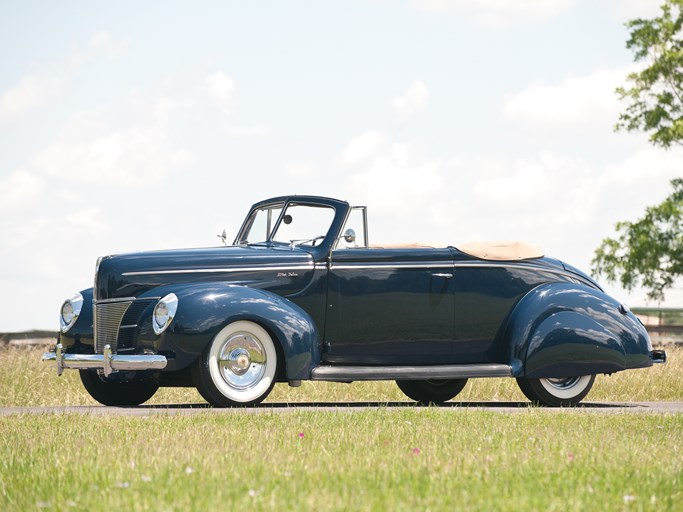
<box><xmin>79</xmin><ymin>370</ymin><xmax>159</xmax><ymax>406</ymax></box>
<box><xmin>517</xmin><ymin>375</ymin><xmax>595</xmax><ymax>407</ymax></box>
<box><xmin>396</xmin><ymin>378</ymin><xmax>468</xmax><ymax>404</ymax></box>
<box><xmin>539</xmin><ymin>375</ymin><xmax>594</xmax><ymax>400</ymax></box>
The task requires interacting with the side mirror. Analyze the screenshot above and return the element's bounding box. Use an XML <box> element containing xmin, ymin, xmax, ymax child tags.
<box><xmin>217</xmin><ymin>229</ymin><xmax>227</xmax><ymax>246</ymax></box>
<box><xmin>343</xmin><ymin>228</ymin><xmax>356</xmax><ymax>244</ymax></box>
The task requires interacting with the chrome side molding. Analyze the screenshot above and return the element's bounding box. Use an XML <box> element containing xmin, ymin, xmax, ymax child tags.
<box><xmin>42</xmin><ymin>343</ymin><xmax>167</xmax><ymax>377</ymax></box>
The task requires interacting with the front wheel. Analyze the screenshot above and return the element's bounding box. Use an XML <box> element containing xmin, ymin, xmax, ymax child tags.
<box><xmin>396</xmin><ymin>378</ymin><xmax>468</xmax><ymax>405</ymax></box>
<box><xmin>79</xmin><ymin>370</ymin><xmax>159</xmax><ymax>406</ymax></box>
<box><xmin>516</xmin><ymin>375</ymin><xmax>595</xmax><ymax>407</ymax></box>
<box><xmin>192</xmin><ymin>321</ymin><xmax>278</xmax><ymax>407</ymax></box>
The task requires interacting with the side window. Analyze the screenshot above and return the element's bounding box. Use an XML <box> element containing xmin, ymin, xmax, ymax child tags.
<box><xmin>338</xmin><ymin>206</ymin><xmax>368</xmax><ymax>248</ymax></box>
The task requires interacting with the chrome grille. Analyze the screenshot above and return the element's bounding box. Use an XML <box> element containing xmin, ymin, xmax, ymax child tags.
<box><xmin>94</xmin><ymin>300</ymin><xmax>133</xmax><ymax>354</ymax></box>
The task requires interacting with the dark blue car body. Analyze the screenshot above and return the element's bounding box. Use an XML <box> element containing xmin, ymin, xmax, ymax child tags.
<box><xmin>45</xmin><ymin>195</ymin><xmax>666</xmax><ymax>407</ymax></box>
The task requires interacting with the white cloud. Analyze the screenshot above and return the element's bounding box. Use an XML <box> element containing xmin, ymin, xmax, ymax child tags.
<box><xmin>348</xmin><ymin>143</ymin><xmax>443</xmax><ymax>215</ymax></box>
<box><xmin>70</xmin><ymin>31</ymin><xmax>124</xmax><ymax>69</ymax></box>
<box><xmin>474</xmin><ymin>152</ymin><xmax>569</xmax><ymax>203</ymax></box>
<box><xmin>31</xmin><ymin>94</ymin><xmax>195</xmax><ymax>186</ymax></box>
<box><xmin>203</xmin><ymin>72</ymin><xmax>235</xmax><ymax>116</ymax></box>
<box><xmin>0</xmin><ymin>74</ymin><xmax>64</xmax><ymax>124</ymax></box>
<box><xmin>223</xmin><ymin>123</ymin><xmax>271</xmax><ymax>137</ymax></box>
<box><xmin>606</xmin><ymin>0</ymin><xmax>664</xmax><ymax>21</ymax></box>
<box><xmin>503</xmin><ymin>67</ymin><xmax>632</xmax><ymax>129</ymax></box>
<box><xmin>0</xmin><ymin>31</ymin><xmax>124</xmax><ymax>126</ymax></box>
<box><xmin>286</xmin><ymin>162</ymin><xmax>317</xmax><ymax>178</ymax></box>
<box><xmin>0</xmin><ymin>169</ymin><xmax>45</xmax><ymax>212</ymax></box>
<box><xmin>392</xmin><ymin>80</ymin><xmax>429</xmax><ymax>122</ymax></box>
<box><xmin>341</xmin><ymin>130</ymin><xmax>388</xmax><ymax>165</ymax></box>
<box><xmin>409</xmin><ymin>0</ymin><xmax>575</xmax><ymax>26</ymax></box>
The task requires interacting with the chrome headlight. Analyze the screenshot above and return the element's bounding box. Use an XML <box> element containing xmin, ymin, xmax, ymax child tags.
<box><xmin>153</xmin><ymin>293</ymin><xmax>178</xmax><ymax>335</ymax></box>
<box><xmin>60</xmin><ymin>293</ymin><xmax>84</xmax><ymax>333</ymax></box>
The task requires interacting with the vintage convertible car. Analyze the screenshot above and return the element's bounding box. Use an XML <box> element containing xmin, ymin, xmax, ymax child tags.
<box><xmin>43</xmin><ymin>195</ymin><xmax>666</xmax><ymax>407</ymax></box>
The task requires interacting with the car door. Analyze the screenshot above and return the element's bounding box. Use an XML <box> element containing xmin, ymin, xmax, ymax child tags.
<box><xmin>323</xmin><ymin>247</ymin><xmax>455</xmax><ymax>365</ymax></box>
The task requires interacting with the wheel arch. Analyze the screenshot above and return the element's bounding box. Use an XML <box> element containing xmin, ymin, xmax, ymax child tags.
<box><xmin>142</xmin><ymin>282</ymin><xmax>321</xmax><ymax>381</ymax></box>
<box><xmin>501</xmin><ymin>282</ymin><xmax>651</xmax><ymax>378</ymax></box>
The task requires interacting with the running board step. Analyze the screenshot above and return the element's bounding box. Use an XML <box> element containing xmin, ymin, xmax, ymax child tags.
<box><xmin>310</xmin><ymin>364</ymin><xmax>512</xmax><ymax>382</ymax></box>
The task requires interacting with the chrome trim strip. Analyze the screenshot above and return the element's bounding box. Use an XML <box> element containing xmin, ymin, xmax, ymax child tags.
<box><xmin>329</xmin><ymin>260</ymin><xmax>584</xmax><ymax>281</ymax></box>
<box><xmin>94</xmin><ymin>297</ymin><xmax>138</xmax><ymax>304</ymax></box>
<box><xmin>454</xmin><ymin>261</ymin><xmax>589</xmax><ymax>282</ymax></box>
<box><xmin>311</xmin><ymin>363</ymin><xmax>512</xmax><ymax>381</ymax></box>
<box><xmin>42</xmin><ymin>343</ymin><xmax>167</xmax><ymax>377</ymax></box>
<box><xmin>122</xmin><ymin>265</ymin><xmax>316</xmax><ymax>277</ymax></box>
<box><xmin>120</xmin><ymin>260</ymin><xmax>584</xmax><ymax>283</ymax></box>
<box><xmin>331</xmin><ymin>261</ymin><xmax>453</xmax><ymax>270</ymax></box>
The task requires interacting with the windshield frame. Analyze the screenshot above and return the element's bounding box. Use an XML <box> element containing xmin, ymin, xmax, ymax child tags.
<box><xmin>233</xmin><ymin>196</ymin><xmax>351</xmax><ymax>256</ymax></box>
<box><xmin>235</xmin><ymin>201</ymin><xmax>286</xmax><ymax>246</ymax></box>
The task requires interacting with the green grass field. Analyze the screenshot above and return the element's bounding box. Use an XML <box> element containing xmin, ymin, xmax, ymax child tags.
<box><xmin>0</xmin><ymin>346</ymin><xmax>681</xmax><ymax>511</ymax></box>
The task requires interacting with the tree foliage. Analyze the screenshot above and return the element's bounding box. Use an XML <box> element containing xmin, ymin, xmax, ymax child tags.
<box><xmin>593</xmin><ymin>2</ymin><xmax>683</xmax><ymax>300</ymax></box>
<box><xmin>615</xmin><ymin>0</ymin><xmax>683</xmax><ymax>148</ymax></box>
<box><xmin>592</xmin><ymin>179</ymin><xmax>683</xmax><ymax>301</ymax></box>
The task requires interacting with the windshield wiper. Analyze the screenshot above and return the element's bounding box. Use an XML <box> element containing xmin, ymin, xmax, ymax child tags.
<box><xmin>289</xmin><ymin>236</ymin><xmax>325</xmax><ymax>248</ymax></box>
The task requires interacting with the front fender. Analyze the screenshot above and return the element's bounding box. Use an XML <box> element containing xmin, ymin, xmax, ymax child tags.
<box><xmin>139</xmin><ymin>283</ymin><xmax>320</xmax><ymax>380</ymax></box>
<box><xmin>503</xmin><ymin>282</ymin><xmax>652</xmax><ymax>378</ymax></box>
<box><xmin>58</xmin><ymin>287</ymin><xmax>94</xmax><ymax>351</ymax></box>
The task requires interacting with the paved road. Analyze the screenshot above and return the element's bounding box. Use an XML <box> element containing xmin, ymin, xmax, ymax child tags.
<box><xmin>1</xmin><ymin>401</ymin><xmax>682</xmax><ymax>416</ymax></box>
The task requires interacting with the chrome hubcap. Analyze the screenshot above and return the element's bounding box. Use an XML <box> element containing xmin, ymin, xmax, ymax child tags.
<box><xmin>544</xmin><ymin>377</ymin><xmax>581</xmax><ymax>390</ymax></box>
<box><xmin>217</xmin><ymin>333</ymin><xmax>267</xmax><ymax>390</ymax></box>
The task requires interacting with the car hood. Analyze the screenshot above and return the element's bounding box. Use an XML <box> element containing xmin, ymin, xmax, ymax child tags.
<box><xmin>95</xmin><ymin>245</ymin><xmax>316</xmax><ymax>300</ymax></box>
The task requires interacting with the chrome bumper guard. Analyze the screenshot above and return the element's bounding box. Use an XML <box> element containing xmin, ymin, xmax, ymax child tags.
<box><xmin>42</xmin><ymin>343</ymin><xmax>167</xmax><ymax>377</ymax></box>
<box><xmin>651</xmin><ymin>349</ymin><xmax>667</xmax><ymax>364</ymax></box>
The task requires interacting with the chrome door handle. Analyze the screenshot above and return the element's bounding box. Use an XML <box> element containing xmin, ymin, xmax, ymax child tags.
<box><xmin>432</xmin><ymin>273</ymin><xmax>453</xmax><ymax>279</ymax></box>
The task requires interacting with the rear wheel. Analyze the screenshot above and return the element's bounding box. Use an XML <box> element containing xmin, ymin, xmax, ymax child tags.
<box><xmin>516</xmin><ymin>375</ymin><xmax>595</xmax><ymax>407</ymax></box>
<box><xmin>79</xmin><ymin>370</ymin><xmax>159</xmax><ymax>406</ymax></box>
<box><xmin>396</xmin><ymin>378</ymin><xmax>468</xmax><ymax>405</ymax></box>
<box><xmin>192</xmin><ymin>321</ymin><xmax>278</xmax><ymax>407</ymax></box>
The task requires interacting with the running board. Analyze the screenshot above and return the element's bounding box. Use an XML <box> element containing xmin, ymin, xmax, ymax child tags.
<box><xmin>310</xmin><ymin>364</ymin><xmax>512</xmax><ymax>382</ymax></box>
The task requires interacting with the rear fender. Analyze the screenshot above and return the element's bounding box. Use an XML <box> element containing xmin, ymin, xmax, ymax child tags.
<box><xmin>140</xmin><ymin>283</ymin><xmax>320</xmax><ymax>380</ymax></box>
<box><xmin>502</xmin><ymin>282</ymin><xmax>651</xmax><ymax>378</ymax></box>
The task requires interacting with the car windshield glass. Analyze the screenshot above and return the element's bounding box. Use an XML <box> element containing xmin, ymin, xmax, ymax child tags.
<box><xmin>272</xmin><ymin>203</ymin><xmax>335</xmax><ymax>246</ymax></box>
<box><xmin>238</xmin><ymin>204</ymin><xmax>284</xmax><ymax>244</ymax></box>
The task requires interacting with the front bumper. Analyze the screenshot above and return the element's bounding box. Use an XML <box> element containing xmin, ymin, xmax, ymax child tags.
<box><xmin>42</xmin><ymin>343</ymin><xmax>167</xmax><ymax>377</ymax></box>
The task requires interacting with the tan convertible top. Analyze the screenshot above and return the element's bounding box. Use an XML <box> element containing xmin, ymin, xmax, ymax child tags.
<box><xmin>456</xmin><ymin>241</ymin><xmax>544</xmax><ymax>261</ymax></box>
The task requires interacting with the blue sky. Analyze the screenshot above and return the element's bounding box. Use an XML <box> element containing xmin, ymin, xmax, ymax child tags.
<box><xmin>1</xmin><ymin>0</ymin><xmax>681</xmax><ymax>331</ymax></box>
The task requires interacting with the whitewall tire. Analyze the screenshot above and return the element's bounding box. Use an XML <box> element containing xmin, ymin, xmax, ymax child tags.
<box><xmin>516</xmin><ymin>375</ymin><xmax>595</xmax><ymax>407</ymax></box>
<box><xmin>193</xmin><ymin>321</ymin><xmax>278</xmax><ymax>407</ymax></box>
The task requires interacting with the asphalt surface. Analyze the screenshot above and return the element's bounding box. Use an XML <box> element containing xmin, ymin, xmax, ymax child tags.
<box><xmin>1</xmin><ymin>401</ymin><xmax>682</xmax><ymax>416</ymax></box>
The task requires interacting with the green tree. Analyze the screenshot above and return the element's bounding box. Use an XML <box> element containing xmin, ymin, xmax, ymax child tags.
<box><xmin>593</xmin><ymin>1</ymin><xmax>683</xmax><ymax>301</ymax></box>
<box><xmin>615</xmin><ymin>0</ymin><xmax>682</xmax><ymax>147</ymax></box>
<box><xmin>592</xmin><ymin>179</ymin><xmax>683</xmax><ymax>301</ymax></box>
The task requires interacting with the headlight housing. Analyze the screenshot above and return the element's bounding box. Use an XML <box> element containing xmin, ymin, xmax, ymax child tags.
<box><xmin>60</xmin><ymin>293</ymin><xmax>84</xmax><ymax>333</ymax></box>
<box><xmin>153</xmin><ymin>293</ymin><xmax>178</xmax><ymax>335</ymax></box>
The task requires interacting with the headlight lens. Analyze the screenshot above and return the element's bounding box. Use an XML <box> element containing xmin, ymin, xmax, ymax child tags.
<box><xmin>60</xmin><ymin>293</ymin><xmax>84</xmax><ymax>333</ymax></box>
<box><xmin>153</xmin><ymin>293</ymin><xmax>178</xmax><ymax>335</ymax></box>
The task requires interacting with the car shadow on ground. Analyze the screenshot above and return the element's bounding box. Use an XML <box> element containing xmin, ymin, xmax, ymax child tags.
<box><xmin>138</xmin><ymin>401</ymin><xmax>635</xmax><ymax>409</ymax></box>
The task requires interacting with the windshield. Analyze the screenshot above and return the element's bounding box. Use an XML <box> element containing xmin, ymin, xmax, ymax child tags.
<box><xmin>238</xmin><ymin>204</ymin><xmax>284</xmax><ymax>244</ymax></box>
<box><xmin>238</xmin><ymin>202</ymin><xmax>336</xmax><ymax>246</ymax></box>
